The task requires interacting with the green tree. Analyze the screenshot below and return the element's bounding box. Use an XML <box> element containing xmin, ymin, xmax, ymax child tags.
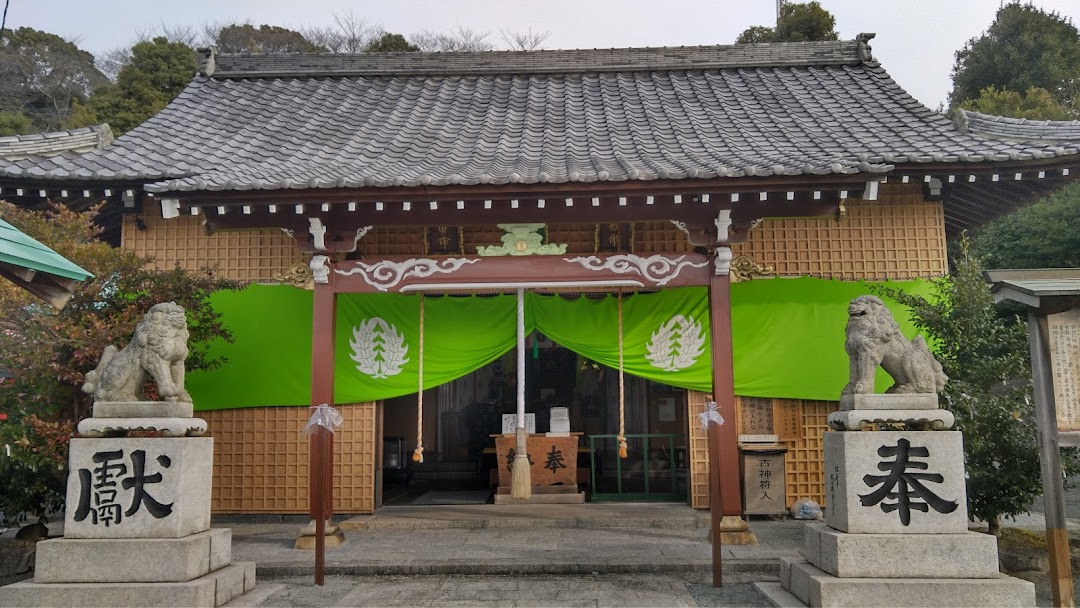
<box><xmin>0</xmin><ymin>28</ymin><xmax>107</xmax><ymax>131</ymax></box>
<box><xmin>0</xmin><ymin>201</ymin><xmax>238</xmax><ymax>528</ymax></box>
<box><xmin>365</xmin><ymin>32</ymin><xmax>419</xmax><ymax>53</ymax></box>
<box><xmin>215</xmin><ymin>24</ymin><xmax>325</xmax><ymax>53</ymax></box>
<box><xmin>971</xmin><ymin>181</ymin><xmax>1080</xmax><ymax>269</ymax></box>
<box><xmin>877</xmin><ymin>239</ymin><xmax>1080</xmax><ymax>535</ymax></box>
<box><xmin>0</xmin><ymin>201</ymin><xmax>238</xmax><ymax>423</ymax></box>
<box><xmin>959</xmin><ymin>85</ymin><xmax>1071</xmax><ymax>120</ymax></box>
<box><xmin>735</xmin><ymin>2</ymin><xmax>839</xmax><ymax>44</ymax></box>
<box><xmin>0</xmin><ymin>111</ymin><xmax>33</xmax><ymax>136</ymax></box>
<box><xmin>76</xmin><ymin>37</ymin><xmax>198</xmax><ymax>135</ymax></box>
<box><xmin>950</xmin><ymin>2</ymin><xmax>1080</xmax><ymax>116</ymax></box>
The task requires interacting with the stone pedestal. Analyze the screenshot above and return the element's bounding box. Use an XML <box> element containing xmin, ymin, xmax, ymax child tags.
<box><xmin>765</xmin><ymin>394</ymin><xmax>1035</xmax><ymax>607</ymax></box>
<box><xmin>0</xmin><ymin>409</ymin><xmax>258</xmax><ymax>608</ymax></box>
<box><xmin>64</xmin><ymin>437</ymin><xmax>213</xmax><ymax>539</ymax></box>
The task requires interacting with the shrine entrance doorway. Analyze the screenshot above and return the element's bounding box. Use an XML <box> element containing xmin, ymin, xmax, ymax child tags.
<box><xmin>378</xmin><ymin>332</ymin><xmax>689</xmax><ymax>506</ymax></box>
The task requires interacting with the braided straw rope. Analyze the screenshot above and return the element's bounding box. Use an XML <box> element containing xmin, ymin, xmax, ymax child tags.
<box><xmin>413</xmin><ymin>293</ymin><xmax>425</xmax><ymax>463</ymax></box>
<box><xmin>617</xmin><ymin>290</ymin><xmax>627</xmax><ymax>459</ymax></box>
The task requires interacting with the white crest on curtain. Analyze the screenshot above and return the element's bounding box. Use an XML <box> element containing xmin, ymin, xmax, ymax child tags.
<box><xmin>645</xmin><ymin>314</ymin><xmax>706</xmax><ymax>371</ymax></box>
<box><xmin>350</xmin><ymin>317</ymin><xmax>410</xmax><ymax>379</ymax></box>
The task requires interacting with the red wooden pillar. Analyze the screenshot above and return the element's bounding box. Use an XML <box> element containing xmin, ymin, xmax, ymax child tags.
<box><xmin>708</xmin><ymin>268</ymin><xmax>743</xmax><ymax>517</ymax></box>
<box><xmin>309</xmin><ymin>260</ymin><xmax>336</xmax><ymax>586</ymax></box>
<box><xmin>706</xmin><ymin>246</ymin><xmax>744</xmax><ymax>587</ymax></box>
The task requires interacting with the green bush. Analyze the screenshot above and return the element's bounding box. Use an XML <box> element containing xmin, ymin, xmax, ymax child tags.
<box><xmin>0</xmin><ymin>415</ymin><xmax>73</xmax><ymax>528</ymax></box>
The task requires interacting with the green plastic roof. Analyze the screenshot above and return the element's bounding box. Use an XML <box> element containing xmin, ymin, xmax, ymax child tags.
<box><xmin>0</xmin><ymin>218</ymin><xmax>92</xmax><ymax>281</ymax></box>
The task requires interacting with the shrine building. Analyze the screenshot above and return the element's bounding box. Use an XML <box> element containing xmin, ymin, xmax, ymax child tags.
<box><xmin>1</xmin><ymin>35</ymin><xmax>1079</xmax><ymax>520</ymax></box>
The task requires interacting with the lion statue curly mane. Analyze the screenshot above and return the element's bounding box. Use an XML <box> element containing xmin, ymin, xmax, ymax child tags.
<box><xmin>82</xmin><ymin>302</ymin><xmax>192</xmax><ymax>403</ymax></box>
<box><xmin>842</xmin><ymin>295</ymin><xmax>947</xmax><ymax>395</ymax></box>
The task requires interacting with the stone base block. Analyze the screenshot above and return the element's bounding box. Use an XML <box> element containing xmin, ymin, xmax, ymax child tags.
<box><xmin>65</xmin><ymin>437</ymin><xmax>213</xmax><ymax>539</ymax></box>
<box><xmin>36</xmin><ymin>529</ymin><xmax>231</xmax><ymax>583</ymax></box>
<box><xmin>839</xmin><ymin>394</ymin><xmax>939</xmax><ymax>411</ymax></box>
<box><xmin>77</xmin><ymin>416</ymin><xmax>207</xmax><ymax>437</ymax></box>
<box><xmin>827</xmin><ymin>409</ymin><xmax>954</xmax><ymax>431</ymax></box>
<box><xmin>93</xmin><ymin>401</ymin><xmax>194</xmax><ymax>419</ymax></box>
<box><xmin>802</xmin><ymin>523</ymin><xmax>998</xmax><ymax>578</ymax></box>
<box><xmin>0</xmin><ymin>562</ymin><xmax>255</xmax><ymax>608</ymax></box>
<box><xmin>780</xmin><ymin>558</ymin><xmax>1035</xmax><ymax>607</ymax></box>
<box><xmin>824</xmin><ymin>431</ymin><xmax>968</xmax><ymax>534</ymax></box>
<box><xmin>294</xmin><ymin>531</ymin><xmax>346</xmax><ymax>550</ymax></box>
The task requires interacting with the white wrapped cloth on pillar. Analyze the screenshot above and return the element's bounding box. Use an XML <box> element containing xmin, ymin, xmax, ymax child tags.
<box><xmin>303</xmin><ymin>403</ymin><xmax>344</xmax><ymax>435</ymax></box>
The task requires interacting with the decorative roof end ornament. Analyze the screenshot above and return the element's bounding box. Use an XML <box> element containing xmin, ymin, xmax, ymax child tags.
<box><xmin>856</xmin><ymin>33</ymin><xmax>875</xmax><ymax>63</ymax></box>
<box><xmin>197</xmin><ymin>46</ymin><xmax>217</xmax><ymax>77</ymax></box>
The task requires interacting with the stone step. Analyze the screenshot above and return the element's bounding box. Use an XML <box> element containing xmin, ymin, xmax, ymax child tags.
<box><xmin>0</xmin><ymin>562</ymin><xmax>255</xmax><ymax>608</ymax></box>
<box><xmin>802</xmin><ymin>522</ymin><xmax>999</xmax><ymax>579</ymax></box>
<box><xmin>780</xmin><ymin>558</ymin><xmax>1035</xmax><ymax>607</ymax></box>
<box><xmin>35</xmin><ymin>529</ymin><xmax>231</xmax><ymax>584</ymax></box>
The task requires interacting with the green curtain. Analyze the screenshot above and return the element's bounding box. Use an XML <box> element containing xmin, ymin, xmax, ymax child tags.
<box><xmin>731</xmin><ymin>277</ymin><xmax>933</xmax><ymax>400</ymax></box>
<box><xmin>333</xmin><ymin>293</ymin><xmax>523</xmax><ymax>403</ymax></box>
<box><xmin>187</xmin><ymin>278</ymin><xmax>934</xmax><ymax>411</ymax></box>
<box><xmin>187</xmin><ymin>284</ymin><xmax>313</xmax><ymax>409</ymax></box>
<box><xmin>528</xmin><ymin>289</ymin><xmax>712</xmax><ymax>392</ymax></box>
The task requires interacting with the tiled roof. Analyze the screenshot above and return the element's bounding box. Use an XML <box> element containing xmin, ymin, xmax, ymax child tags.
<box><xmin>0</xmin><ymin>124</ymin><xmax>114</xmax><ymax>161</ymax></box>
<box><xmin>0</xmin><ymin>40</ymin><xmax>1077</xmax><ymax>194</ymax></box>
<box><xmin>956</xmin><ymin>109</ymin><xmax>1080</xmax><ymax>143</ymax></box>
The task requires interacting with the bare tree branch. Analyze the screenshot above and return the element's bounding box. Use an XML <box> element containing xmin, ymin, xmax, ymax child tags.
<box><xmin>499</xmin><ymin>27</ymin><xmax>550</xmax><ymax>51</ymax></box>
<box><xmin>409</xmin><ymin>26</ymin><xmax>493</xmax><ymax>52</ymax></box>
<box><xmin>302</xmin><ymin>11</ymin><xmax>376</xmax><ymax>53</ymax></box>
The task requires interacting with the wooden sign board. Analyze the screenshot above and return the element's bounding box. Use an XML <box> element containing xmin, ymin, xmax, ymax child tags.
<box><xmin>742</xmin><ymin>450</ymin><xmax>788</xmax><ymax>515</ymax></box>
<box><xmin>495</xmin><ymin>435</ymin><xmax>578</xmax><ymax>487</ymax></box>
<box><xmin>772</xmin><ymin>399</ymin><xmax>803</xmax><ymax>441</ymax></box>
<box><xmin>740</xmin><ymin>397</ymin><xmax>773</xmax><ymax>435</ymax></box>
<box><xmin>1047</xmin><ymin>308</ymin><xmax>1080</xmax><ymax>432</ymax></box>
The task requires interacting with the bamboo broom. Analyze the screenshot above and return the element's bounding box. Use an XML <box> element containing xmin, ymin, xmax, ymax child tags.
<box><xmin>510</xmin><ymin>288</ymin><xmax>532</xmax><ymax>499</ymax></box>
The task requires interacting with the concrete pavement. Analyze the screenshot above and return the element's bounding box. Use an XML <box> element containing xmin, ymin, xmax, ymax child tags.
<box><xmin>225</xmin><ymin>504</ymin><xmax>804</xmax><ymax>578</ymax></box>
<box><xmin>222</xmin><ymin>504</ymin><xmax>797</xmax><ymax>607</ymax></box>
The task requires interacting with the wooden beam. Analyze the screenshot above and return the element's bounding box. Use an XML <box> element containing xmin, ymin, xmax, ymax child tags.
<box><xmin>160</xmin><ymin>173</ymin><xmax>880</xmax><ymax>205</ymax></box>
<box><xmin>332</xmin><ymin>253</ymin><xmax>713</xmax><ymax>293</ymax></box>
<box><xmin>198</xmin><ymin>192</ymin><xmax>842</xmax><ymax>243</ymax></box>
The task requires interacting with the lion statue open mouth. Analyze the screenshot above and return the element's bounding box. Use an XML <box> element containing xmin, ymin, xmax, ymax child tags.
<box><xmin>842</xmin><ymin>295</ymin><xmax>947</xmax><ymax>395</ymax></box>
<box><xmin>82</xmin><ymin>302</ymin><xmax>192</xmax><ymax>403</ymax></box>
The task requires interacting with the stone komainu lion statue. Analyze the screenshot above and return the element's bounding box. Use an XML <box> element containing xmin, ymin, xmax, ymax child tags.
<box><xmin>842</xmin><ymin>295</ymin><xmax>947</xmax><ymax>395</ymax></box>
<box><xmin>82</xmin><ymin>302</ymin><xmax>192</xmax><ymax>403</ymax></box>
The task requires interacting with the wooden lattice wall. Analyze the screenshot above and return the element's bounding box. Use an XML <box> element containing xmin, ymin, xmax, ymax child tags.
<box><xmin>202</xmin><ymin>403</ymin><xmax>376</xmax><ymax>514</ymax></box>
<box><xmin>687</xmin><ymin>392</ymin><xmax>836</xmax><ymax>510</ymax></box>
<box><xmin>122</xmin><ymin>214</ymin><xmax>305</xmax><ymax>281</ymax></box>
<box><xmin>733</xmin><ymin>185</ymin><xmax>947</xmax><ymax>280</ymax></box>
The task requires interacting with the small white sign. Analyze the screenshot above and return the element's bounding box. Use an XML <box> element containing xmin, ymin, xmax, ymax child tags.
<box><xmin>502</xmin><ymin>413</ymin><xmax>536</xmax><ymax>435</ymax></box>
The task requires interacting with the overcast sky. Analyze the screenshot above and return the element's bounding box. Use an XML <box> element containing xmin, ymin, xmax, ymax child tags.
<box><xmin>7</xmin><ymin>1</ymin><xmax>1080</xmax><ymax>110</ymax></box>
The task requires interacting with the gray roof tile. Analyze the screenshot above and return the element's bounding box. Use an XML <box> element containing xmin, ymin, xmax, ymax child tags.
<box><xmin>1</xmin><ymin>42</ymin><xmax>1078</xmax><ymax>193</ymax></box>
<box><xmin>0</xmin><ymin>124</ymin><xmax>113</xmax><ymax>161</ymax></box>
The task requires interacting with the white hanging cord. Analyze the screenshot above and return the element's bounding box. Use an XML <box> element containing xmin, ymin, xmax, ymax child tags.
<box><xmin>510</xmin><ymin>287</ymin><xmax>532</xmax><ymax>499</ymax></box>
<box><xmin>413</xmin><ymin>293</ymin><xmax>425</xmax><ymax>463</ymax></box>
<box><xmin>517</xmin><ymin>288</ymin><xmax>526</xmax><ymax>426</ymax></box>
<box><xmin>617</xmin><ymin>289</ymin><xmax>627</xmax><ymax>459</ymax></box>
